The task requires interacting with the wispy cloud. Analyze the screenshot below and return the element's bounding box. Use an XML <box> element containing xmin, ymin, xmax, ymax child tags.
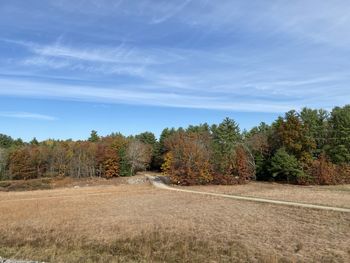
<box><xmin>32</xmin><ymin>43</ymin><xmax>154</xmax><ymax>64</ymax></box>
<box><xmin>0</xmin><ymin>111</ymin><xmax>56</xmax><ymax>121</ymax></box>
<box><xmin>22</xmin><ymin>56</ymin><xmax>71</xmax><ymax>69</ymax></box>
<box><xmin>5</xmin><ymin>39</ymin><xmax>183</xmax><ymax>66</ymax></box>
<box><xmin>1</xmin><ymin>1</ymin><xmax>350</xmax><ymax>115</ymax></box>
<box><xmin>150</xmin><ymin>0</ymin><xmax>192</xmax><ymax>24</ymax></box>
<box><xmin>2</xmin><ymin>38</ymin><xmax>186</xmax><ymax>78</ymax></box>
<box><xmin>0</xmin><ymin>78</ymin><xmax>298</xmax><ymax>113</ymax></box>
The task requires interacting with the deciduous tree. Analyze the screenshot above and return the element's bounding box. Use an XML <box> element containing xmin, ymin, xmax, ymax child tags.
<box><xmin>127</xmin><ymin>140</ymin><xmax>152</xmax><ymax>175</ymax></box>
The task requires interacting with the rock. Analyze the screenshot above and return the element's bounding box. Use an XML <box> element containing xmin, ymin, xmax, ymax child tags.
<box><xmin>158</xmin><ymin>176</ymin><xmax>171</xmax><ymax>185</ymax></box>
<box><xmin>127</xmin><ymin>177</ymin><xmax>147</xmax><ymax>185</ymax></box>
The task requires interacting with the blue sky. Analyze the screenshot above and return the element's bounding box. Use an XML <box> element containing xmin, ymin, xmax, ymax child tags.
<box><xmin>0</xmin><ymin>0</ymin><xmax>349</xmax><ymax>141</ymax></box>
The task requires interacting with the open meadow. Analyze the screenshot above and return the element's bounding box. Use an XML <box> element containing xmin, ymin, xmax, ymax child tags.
<box><xmin>0</xmin><ymin>175</ymin><xmax>349</xmax><ymax>263</ymax></box>
<box><xmin>2</xmin><ymin>1</ymin><xmax>350</xmax><ymax>262</ymax></box>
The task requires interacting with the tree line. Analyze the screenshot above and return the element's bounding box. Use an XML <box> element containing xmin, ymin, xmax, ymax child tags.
<box><xmin>0</xmin><ymin>105</ymin><xmax>349</xmax><ymax>185</ymax></box>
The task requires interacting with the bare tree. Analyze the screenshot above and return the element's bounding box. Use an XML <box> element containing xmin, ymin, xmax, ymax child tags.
<box><xmin>127</xmin><ymin>140</ymin><xmax>152</xmax><ymax>175</ymax></box>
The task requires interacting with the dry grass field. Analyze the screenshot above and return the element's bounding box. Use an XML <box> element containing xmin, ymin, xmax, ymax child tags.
<box><xmin>0</xmin><ymin>176</ymin><xmax>349</xmax><ymax>263</ymax></box>
<box><xmin>182</xmin><ymin>182</ymin><xmax>350</xmax><ymax>209</ymax></box>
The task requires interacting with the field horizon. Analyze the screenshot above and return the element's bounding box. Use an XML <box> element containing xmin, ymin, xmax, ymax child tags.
<box><xmin>0</xmin><ymin>173</ymin><xmax>349</xmax><ymax>263</ymax></box>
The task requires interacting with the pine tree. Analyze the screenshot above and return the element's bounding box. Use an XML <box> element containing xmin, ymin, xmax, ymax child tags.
<box><xmin>269</xmin><ymin>148</ymin><xmax>305</xmax><ymax>183</ymax></box>
<box><xmin>212</xmin><ymin>117</ymin><xmax>241</xmax><ymax>175</ymax></box>
<box><xmin>118</xmin><ymin>146</ymin><xmax>132</xmax><ymax>177</ymax></box>
<box><xmin>88</xmin><ymin>130</ymin><xmax>99</xmax><ymax>142</ymax></box>
<box><xmin>328</xmin><ymin>105</ymin><xmax>350</xmax><ymax>163</ymax></box>
<box><xmin>30</xmin><ymin>137</ymin><xmax>39</xmax><ymax>145</ymax></box>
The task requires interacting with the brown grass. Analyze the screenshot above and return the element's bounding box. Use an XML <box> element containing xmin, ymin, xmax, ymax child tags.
<box><xmin>182</xmin><ymin>182</ymin><xmax>350</xmax><ymax>209</ymax></box>
<box><xmin>0</xmin><ymin>180</ymin><xmax>349</xmax><ymax>262</ymax></box>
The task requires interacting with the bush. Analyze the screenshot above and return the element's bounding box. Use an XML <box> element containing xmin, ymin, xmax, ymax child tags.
<box><xmin>304</xmin><ymin>154</ymin><xmax>350</xmax><ymax>185</ymax></box>
<box><xmin>335</xmin><ymin>164</ymin><xmax>350</xmax><ymax>184</ymax></box>
<box><xmin>307</xmin><ymin>154</ymin><xmax>337</xmax><ymax>185</ymax></box>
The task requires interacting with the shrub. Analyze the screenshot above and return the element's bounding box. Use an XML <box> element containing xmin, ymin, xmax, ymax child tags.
<box><xmin>161</xmin><ymin>152</ymin><xmax>173</xmax><ymax>176</ymax></box>
<box><xmin>335</xmin><ymin>164</ymin><xmax>350</xmax><ymax>184</ymax></box>
<box><xmin>307</xmin><ymin>154</ymin><xmax>337</xmax><ymax>185</ymax></box>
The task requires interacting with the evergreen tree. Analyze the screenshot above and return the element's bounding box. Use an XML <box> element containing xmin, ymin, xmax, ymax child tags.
<box><xmin>0</xmin><ymin>134</ymin><xmax>14</xmax><ymax>148</ymax></box>
<box><xmin>212</xmin><ymin>117</ymin><xmax>241</xmax><ymax>175</ymax></box>
<box><xmin>328</xmin><ymin>105</ymin><xmax>350</xmax><ymax>163</ymax></box>
<box><xmin>300</xmin><ymin>108</ymin><xmax>329</xmax><ymax>156</ymax></box>
<box><xmin>135</xmin><ymin>132</ymin><xmax>157</xmax><ymax>146</ymax></box>
<box><xmin>118</xmin><ymin>146</ymin><xmax>132</xmax><ymax>177</ymax></box>
<box><xmin>13</xmin><ymin>138</ymin><xmax>24</xmax><ymax>147</ymax></box>
<box><xmin>30</xmin><ymin>137</ymin><xmax>39</xmax><ymax>145</ymax></box>
<box><xmin>186</xmin><ymin>123</ymin><xmax>210</xmax><ymax>134</ymax></box>
<box><xmin>88</xmin><ymin>130</ymin><xmax>99</xmax><ymax>142</ymax></box>
<box><xmin>212</xmin><ymin>117</ymin><xmax>241</xmax><ymax>150</ymax></box>
<box><xmin>270</xmin><ymin>148</ymin><xmax>305</xmax><ymax>183</ymax></box>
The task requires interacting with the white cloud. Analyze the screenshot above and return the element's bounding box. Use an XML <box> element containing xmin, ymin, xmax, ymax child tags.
<box><xmin>6</xmin><ymin>39</ymin><xmax>185</xmax><ymax>77</ymax></box>
<box><xmin>22</xmin><ymin>56</ymin><xmax>71</xmax><ymax>69</ymax></box>
<box><xmin>32</xmin><ymin>43</ymin><xmax>152</xmax><ymax>64</ymax></box>
<box><xmin>192</xmin><ymin>0</ymin><xmax>350</xmax><ymax>48</ymax></box>
<box><xmin>1</xmin><ymin>1</ymin><xmax>350</xmax><ymax>115</ymax></box>
<box><xmin>0</xmin><ymin>78</ymin><xmax>299</xmax><ymax>113</ymax></box>
<box><xmin>20</xmin><ymin>40</ymin><xmax>184</xmax><ymax>66</ymax></box>
<box><xmin>0</xmin><ymin>111</ymin><xmax>56</xmax><ymax>121</ymax></box>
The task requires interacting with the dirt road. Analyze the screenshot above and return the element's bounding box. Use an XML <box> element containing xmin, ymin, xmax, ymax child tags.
<box><xmin>146</xmin><ymin>175</ymin><xmax>350</xmax><ymax>213</ymax></box>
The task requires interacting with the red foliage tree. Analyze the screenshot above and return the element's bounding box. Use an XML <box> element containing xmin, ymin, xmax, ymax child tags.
<box><xmin>307</xmin><ymin>153</ymin><xmax>336</xmax><ymax>185</ymax></box>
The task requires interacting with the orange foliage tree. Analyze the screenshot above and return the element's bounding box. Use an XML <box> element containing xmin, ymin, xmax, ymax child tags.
<box><xmin>163</xmin><ymin>131</ymin><xmax>213</xmax><ymax>185</ymax></box>
<box><xmin>96</xmin><ymin>138</ymin><xmax>120</xmax><ymax>178</ymax></box>
<box><xmin>8</xmin><ymin>147</ymin><xmax>37</xmax><ymax>180</ymax></box>
<box><xmin>272</xmin><ymin>111</ymin><xmax>316</xmax><ymax>163</ymax></box>
<box><xmin>234</xmin><ymin>145</ymin><xmax>255</xmax><ymax>183</ymax></box>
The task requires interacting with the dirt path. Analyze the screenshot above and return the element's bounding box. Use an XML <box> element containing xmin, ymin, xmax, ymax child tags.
<box><xmin>146</xmin><ymin>175</ymin><xmax>350</xmax><ymax>213</ymax></box>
